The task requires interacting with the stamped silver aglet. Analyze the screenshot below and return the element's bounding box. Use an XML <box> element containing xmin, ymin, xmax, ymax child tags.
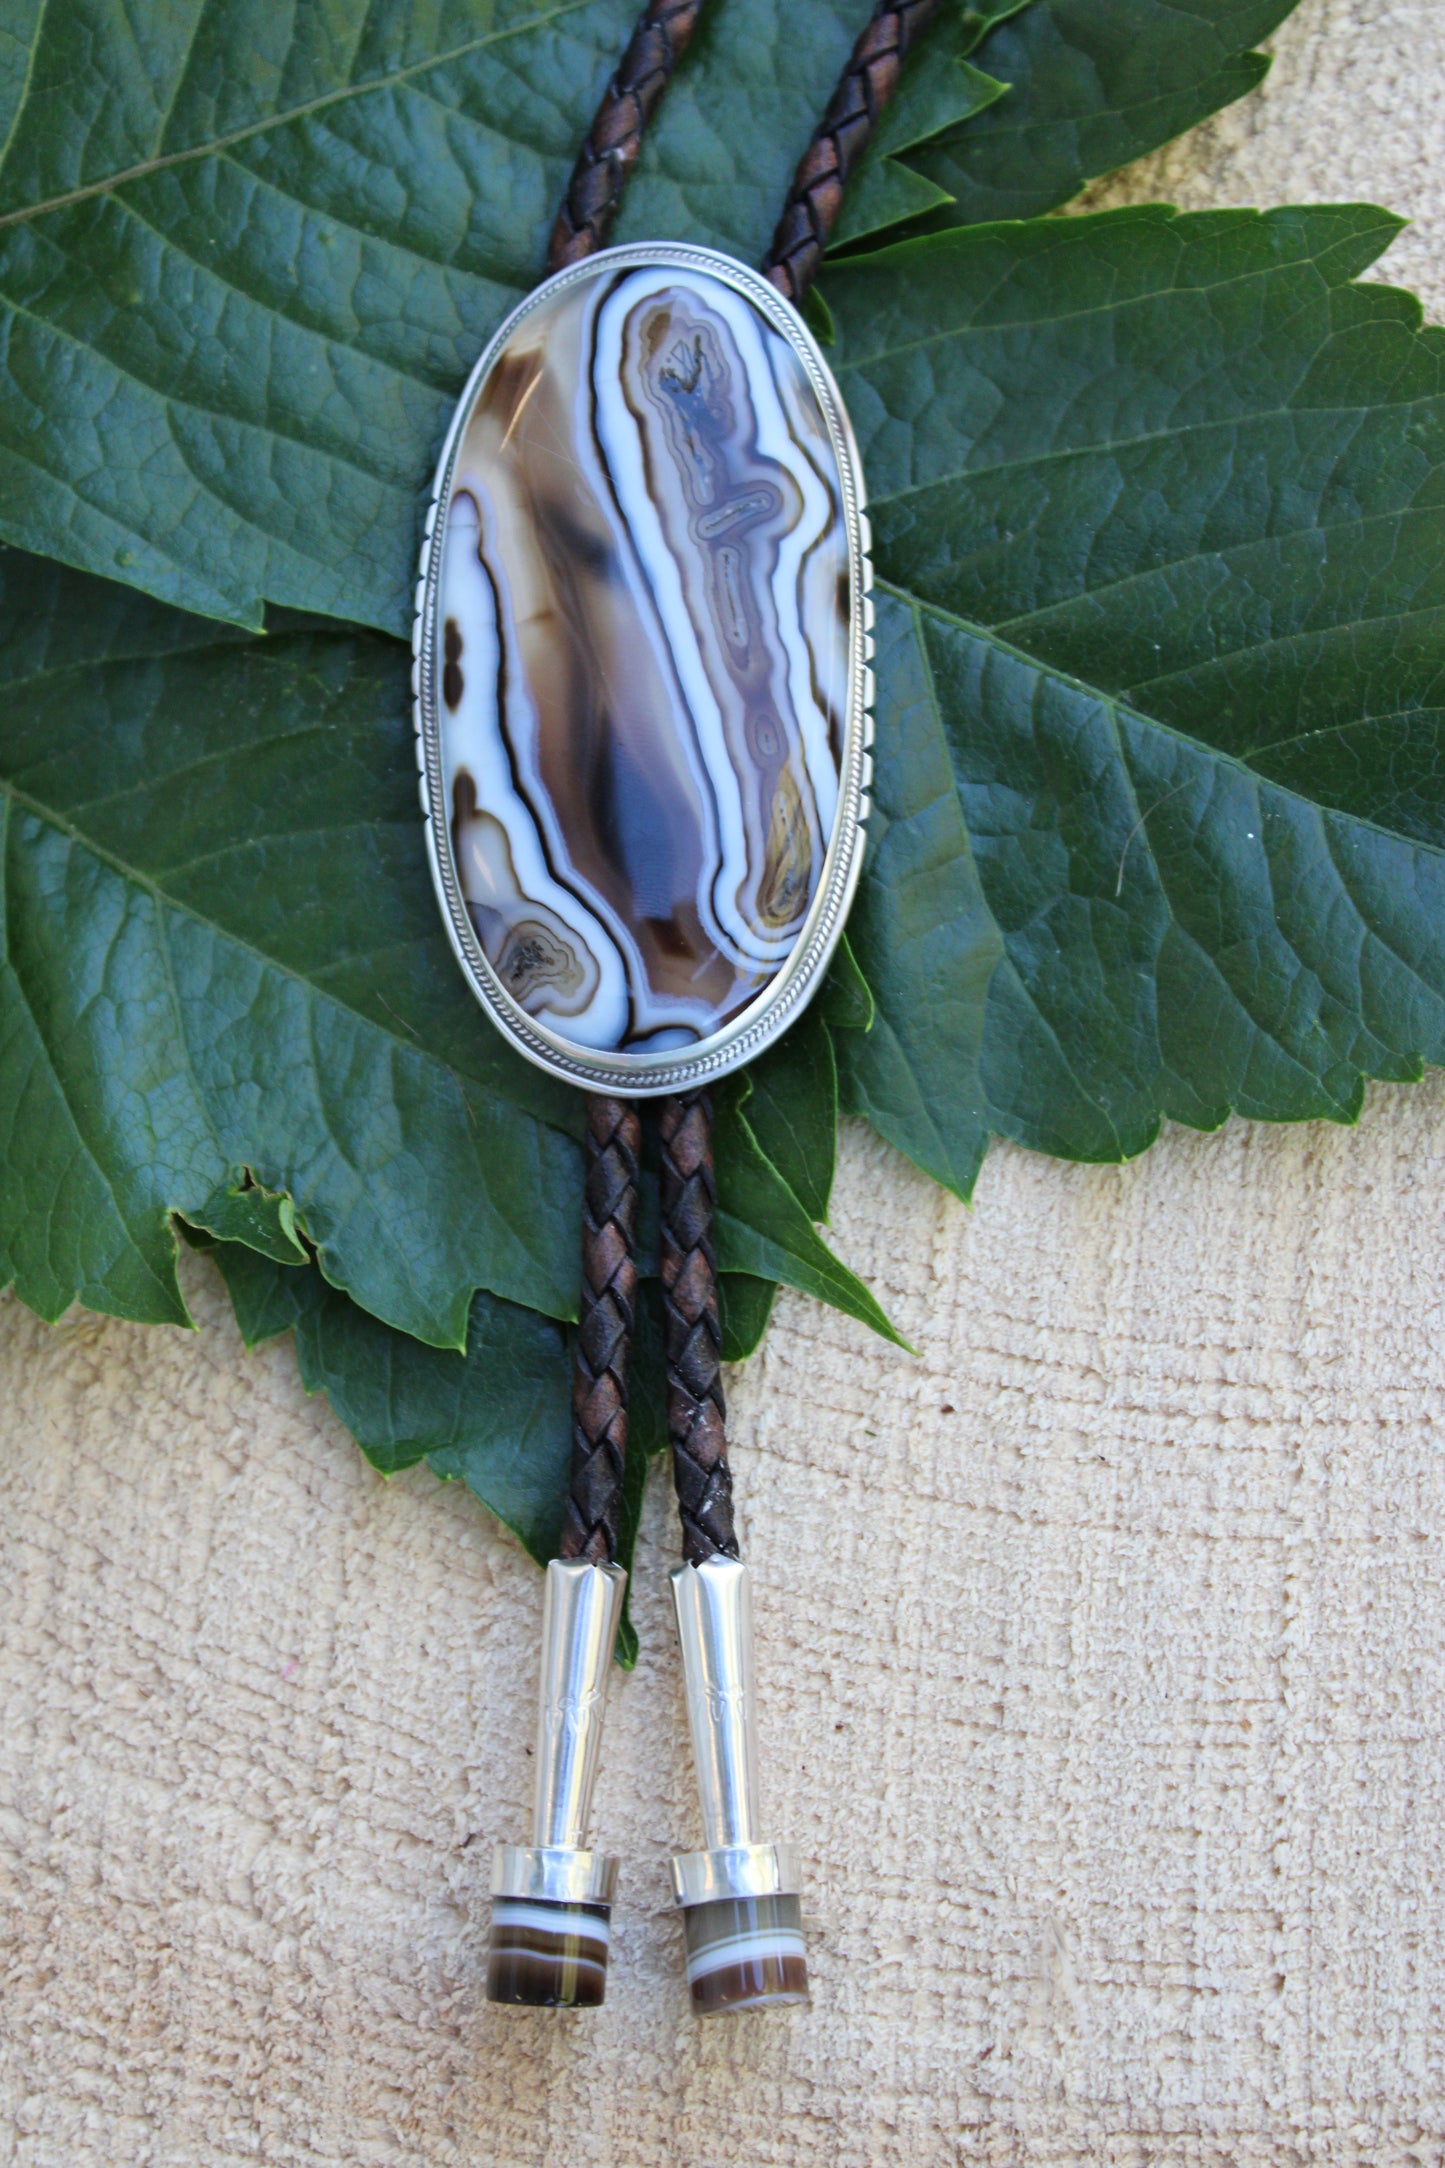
<box><xmin>669</xmin><ymin>1555</ymin><xmax>809</xmax><ymax>2015</ymax></box>
<box><xmin>487</xmin><ymin>1557</ymin><xmax>626</xmax><ymax>2008</ymax></box>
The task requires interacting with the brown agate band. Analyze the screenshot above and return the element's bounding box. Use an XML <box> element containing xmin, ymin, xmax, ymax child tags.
<box><xmin>682</xmin><ymin>1892</ymin><xmax>809</xmax><ymax>2015</ymax></box>
<box><xmin>487</xmin><ymin>1897</ymin><xmax>613</xmax><ymax>2009</ymax></box>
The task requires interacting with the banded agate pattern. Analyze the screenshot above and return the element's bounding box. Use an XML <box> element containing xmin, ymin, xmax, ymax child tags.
<box><xmin>428</xmin><ymin>251</ymin><xmax>858</xmax><ymax>1066</ymax></box>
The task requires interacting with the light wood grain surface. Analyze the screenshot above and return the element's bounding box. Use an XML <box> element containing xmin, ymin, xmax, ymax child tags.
<box><xmin>4</xmin><ymin>4</ymin><xmax>1445</xmax><ymax>2160</ymax></box>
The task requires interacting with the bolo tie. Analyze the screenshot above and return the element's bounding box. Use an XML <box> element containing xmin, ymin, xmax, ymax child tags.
<box><xmin>413</xmin><ymin>0</ymin><xmax>937</xmax><ymax>2015</ymax></box>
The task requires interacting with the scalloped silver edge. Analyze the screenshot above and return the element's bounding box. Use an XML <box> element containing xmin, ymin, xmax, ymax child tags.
<box><xmin>412</xmin><ymin>241</ymin><xmax>873</xmax><ymax>1098</ymax></box>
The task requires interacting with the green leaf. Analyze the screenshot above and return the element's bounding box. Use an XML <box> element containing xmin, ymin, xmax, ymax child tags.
<box><xmin>212</xmin><ymin>1239</ymin><xmax>571</xmax><ymax>1564</ymax></box>
<box><xmin>180</xmin><ymin>1176</ymin><xmax>308</xmax><ymax>1264</ymax></box>
<box><xmin>820</xmin><ymin>933</ymin><xmax>876</xmax><ymax>1034</ymax></box>
<box><xmin>212</xmin><ymin>1235</ymin><xmax>326</xmax><ymax>1347</ymax></box>
<box><xmin>302</xmin><ymin>1277</ymin><xmax>572</xmax><ymax>1563</ymax></box>
<box><xmin>910</xmin><ymin>0</ymin><xmax>1300</xmax><ymax>229</ymax></box>
<box><xmin>616</xmin><ymin>0</ymin><xmax>901</xmax><ymax>266</ymax></box>
<box><xmin>831</xmin><ymin>51</ymin><xmax>1008</xmax><ymax>251</ymax></box>
<box><xmin>621</xmin><ymin>0</ymin><xmax>1036</xmax><ymax>265</ymax></box>
<box><xmin>827</xmin><ymin>206</ymin><xmax>1445</xmax><ymax>1183</ymax></box>
<box><xmin>0</xmin><ymin>554</ymin><xmax>581</xmax><ymax>1337</ymax></box>
<box><xmin>0</xmin><ymin>0</ymin><xmax>1303</xmax><ymax>635</ymax></box>
<box><xmin>800</xmin><ymin>283</ymin><xmax>837</xmax><ymax>348</ymax></box>
<box><xmin>0</xmin><ymin>0</ymin><xmax>648</xmax><ymax>633</ymax></box>
<box><xmin>0</xmin><ymin>548</ymin><xmax>870</xmax><ymax>1339</ymax></box>
<box><xmin>207</xmin><ymin>1237</ymin><xmax>766</xmax><ymax>1655</ymax></box>
<box><xmin>719</xmin><ymin>1272</ymin><xmax>777</xmax><ymax>1361</ymax></box>
<box><xmin>836</xmin><ymin>594</ymin><xmax>1002</xmax><ymax>1195</ymax></box>
<box><xmin>715</xmin><ymin>1087</ymin><xmax>904</xmax><ymax>1345</ymax></box>
<box><xmin>827</xmin><ymin>1</ymin><xmax>1041</xmax><ymax>254</ymax></box>
<box><xmin>743</xmin><ymin>1009</ymin><xmax>838</xmax><ymax>1224</ymax></box>
<box><xmin>0</xmin><ymin>0</ymin><xmax>941</xmax><ymax>635</ymax></box>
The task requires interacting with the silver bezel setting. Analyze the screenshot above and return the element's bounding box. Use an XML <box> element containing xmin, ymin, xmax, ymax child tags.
<box><xmin>671</xmin><ymin>1840</ymin><xmax>803</xmax><ymax>1908</ymax></box>
<box><xmin>492</xmin><ymin>1843</ymin><xmax>619</xmax><ymax>1907</ymax></box>
<box><xmin>412</xmin><ymin>240</ymin><xmax>874</xmax><ymax>1098</ymax></box>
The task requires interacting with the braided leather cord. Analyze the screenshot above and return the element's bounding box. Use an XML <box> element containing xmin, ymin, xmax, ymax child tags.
<box><xmin>652</xmin><ymin>4</ymin><xmax>942</xmax><ymax>1560</ymax></box>
<box><xmin>548</xmin><ymin>0</ymin><xmax>710</xmax><ymax>270</ymax></box>
<box><xmin>560</xmin><ymin>1097</ymin><xmax>642</xmax><ymax>1565</ymax></box>
<box><xmin>547</xmin><ymin>0</ymin><xmax>719</xmax><ymax>1563</ymax></box>
<box><xmin>763</xmin><ymin>0</ymin><xmax>942</xmax><ymax>302</ymax></box>
<box><xmin>549</xmin><ymin>0</ymin><xmax>940</xmax><ymax>1566</ymax></box>
<box><xmin>659</xmin><ymin>1092</ymin><xmax>739</xmax><ymax>1564</ymax></box>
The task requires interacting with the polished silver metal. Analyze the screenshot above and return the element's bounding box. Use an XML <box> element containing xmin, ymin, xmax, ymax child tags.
<box><xmin>669</xmin><ymin>1557</ymin><xmax>803</xmax><ymax>1905</ymax></box>
<box><xmin>492</xmin><ymin>1842</ymin><xmax>619</xmax><ymax>1907</ymax></box>
<box><xmin>671</xmin><ymin>1839</ymin><xmax>802</xmax><ymax>1907</ymax></box>
<box><xmin>490</xmin><ymin>1559</ymin><xmax>625</xmax><ymax>1910</ymax></box>
<box><xmin>533</xmin><ymin>1558</ymin><xmax>627</xmax><ymax>1850</ymax></box>
<box><xmin>672</xmin><ymin>1556</ymin><xmax>759</xmax><ymax>1849</ymax></box>
<box><xmin>412</xmin><ymin>240</ymin><xmax>874</xmax><ymax>1098</ymax></box>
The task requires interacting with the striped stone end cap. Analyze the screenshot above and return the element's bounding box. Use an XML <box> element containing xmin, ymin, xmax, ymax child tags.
<box><xmin>486</xmin><ymin>1895</ymin><xmax>612</xmax><ymax>2009</ymax></box>
<box><xmin>681</xmin><ymin>1891</ymin><xmax>809</xmax><ymax>2016</ymax></box>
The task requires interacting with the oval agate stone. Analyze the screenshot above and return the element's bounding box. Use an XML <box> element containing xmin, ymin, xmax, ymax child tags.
<box><xmin>416</xmin><ymin>245</ymin><xmax>870</xmax><ymax>1090</ymax></box>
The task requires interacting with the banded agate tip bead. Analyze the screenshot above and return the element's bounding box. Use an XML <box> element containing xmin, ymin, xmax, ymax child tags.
<box><xmin>487</xmin><ymin>1841</ymin><xmax>618</xmax><ymax>2010</ymax></box>
<box><xmin>681</xmin><ymin>1891</ymin><xmax>809</xmax><ymax>2016</ymax></box>
<box><xmin>486</xmin><ymin>1895</ymin><xmax>613</xmax><ymax>2010</ymax></box>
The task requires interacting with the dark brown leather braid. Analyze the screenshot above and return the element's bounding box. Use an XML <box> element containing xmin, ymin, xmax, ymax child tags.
<box><xmin>648</xmin><ymin>11</ymin><xmax>949</xmax><ymax>1564</ymax></box>
<box><xmin>548</xmin><ymin>0</ymin><xmax>946</xmax><ymax>1569</ymax></box>
<box><xmin>548</xmin><ymin>0</ymin><xmax>710</xmax><ymax>271</ymax></box>
<box><xmin>659</xmin><ymin>1092</ymin><xmax>738</xmax><ymax>1565</ymax></box>
<box><xmin>549</xmin><ymin>1</ymin><xmax>709</xmax><ymax>1566</ymax></box>
<box><xmin>763</xmin><ymin>0</ymin><xmax>942</xmax><ymax>303</ymax></box>
<box><xmin>560</xmin><ymin>1097</ymin><xmax>641</xmax><ymax>1565</ymax></box>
